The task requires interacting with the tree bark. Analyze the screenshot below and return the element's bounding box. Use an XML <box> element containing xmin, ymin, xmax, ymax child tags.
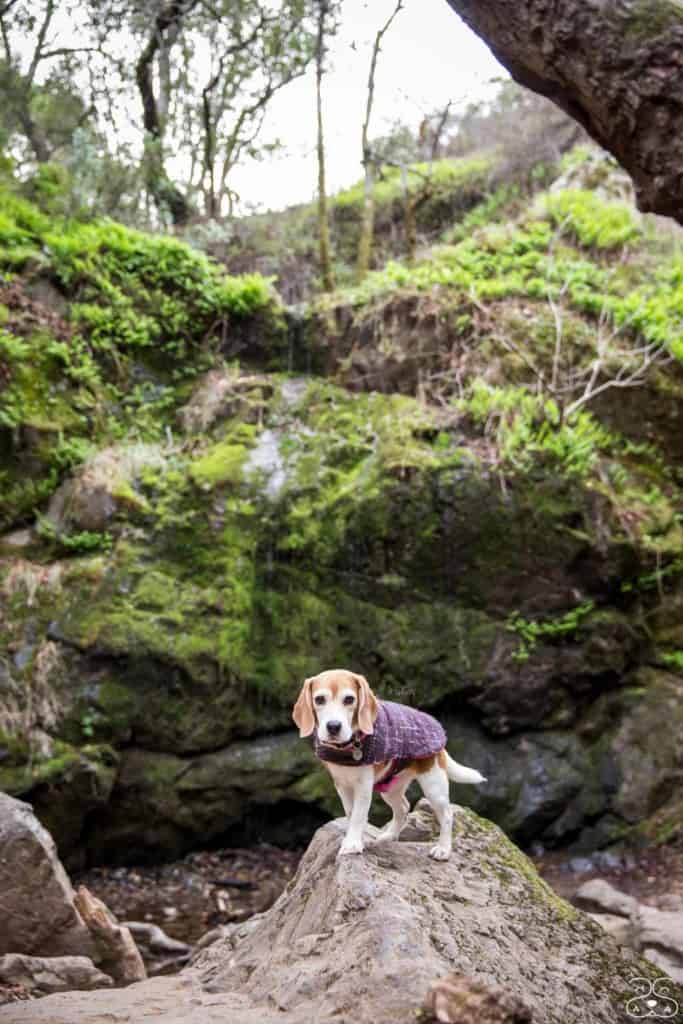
<box><xmin>315</xmin><ymin>0</ymin><xmax>335</xmax><ymax>292</ymax></box>
<box><xmin>445</xmin><ymin>0</ymin><xmax>683</xmax><ymax>222</ymax></box>
<box><xmin>135</xmin><ymin>1</ymin><xmax>197</xmax><ymax>225</ymax></box>
<box><xmin>356</xmin><ymin>0</ymin><xmax>404</xmax><ymax>283</ymax></box>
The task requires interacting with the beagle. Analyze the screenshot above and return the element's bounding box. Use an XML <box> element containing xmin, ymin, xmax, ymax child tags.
<box><xmin>293</xmin><ymin>668</ymin><xmax>486</xmax><ymax>860</ymax></box>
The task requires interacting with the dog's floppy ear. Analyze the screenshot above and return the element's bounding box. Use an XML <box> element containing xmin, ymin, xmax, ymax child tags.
<box><xmin>293</xmin><ymin>677</ymin><xmax>316</xmax><ymax>737</ymax></box>
<box><xmin>355</xmin><ymin>673</ymin><xmax>379</xmax><ymax>735</ymax></box>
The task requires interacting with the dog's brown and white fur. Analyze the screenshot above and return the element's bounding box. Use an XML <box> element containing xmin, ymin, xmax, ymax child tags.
<box><xmin>293</xmin><ymin>668</ymin><xmax>486</xmax><ymax>860</ymax></box>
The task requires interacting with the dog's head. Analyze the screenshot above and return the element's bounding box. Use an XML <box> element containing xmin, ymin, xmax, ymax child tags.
<box><xmin>292</xmin><ymin>668</ymin><xmax>379</xmax><ymax>744</ymax></box>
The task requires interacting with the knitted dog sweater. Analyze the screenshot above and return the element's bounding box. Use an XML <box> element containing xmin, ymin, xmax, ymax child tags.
<box><xmin>314</xmin><ymin>700</ymin><xmax>447</xmax><ymax>790</ymax></box>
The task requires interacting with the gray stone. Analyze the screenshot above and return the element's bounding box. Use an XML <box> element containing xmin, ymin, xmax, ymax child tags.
<box><xmin>0</xmin><ymin>955</ymin><xmax>112</xmax><ymax>996</ymax></box>
<box><xmin>575</xmin><ymin>879</ymin><xmax>639</xmax><ymax>918</ymax></box>
<box><xmin>587</xmin><ymin>913</ymin><xmax>632</xmax><ymax>946</ymax></box>
<box><xmin>634</xmin><ymin>905</ymin><xmax>683</xmax><ymax>963</ymax></box>
<box><xmin>0</xmin><ymin>793</ymin><xmax>97</xmax><ymax>960</ymax></box>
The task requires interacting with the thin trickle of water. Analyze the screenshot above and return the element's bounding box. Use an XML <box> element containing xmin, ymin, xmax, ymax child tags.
<box><xmin>243</xmin><ymin>428</ymin><xmax>287</xmax><ymax>499</ymax></box>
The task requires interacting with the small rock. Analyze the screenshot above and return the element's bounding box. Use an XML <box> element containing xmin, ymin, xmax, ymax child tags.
<box><xmin>0</xmin><ymin>793</ymin><xmax>97</xmax><ymax>961</ymax></box>
<box><xmin>424</xmin><ymin>973</ymin><xmax>532</xmax><ymax>1023</ymax></box>
<box><xmin>587</xmin><ymin>913</ymin><xmax>631</xmax><ymax>946</ymax></box>
<box><xmin>634</xmin><ymin>905</ymin><xmax>683</xmax><ymax>960</ymax></box>
<box><xmin>567</xmin><ymin>857</ymin><xmax>593</xmax><ymax>874</ymax></box>
<box><xmin>0</xmin><ymin>955</ymin><xmax>112</xmax><ymax>996</ymax></box>
<box><xmin>574</xmin><ymin>878</ymin><xmax>638</xmax><ymax>917</ymax></box>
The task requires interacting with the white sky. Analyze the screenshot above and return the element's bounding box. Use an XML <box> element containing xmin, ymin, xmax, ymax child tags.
<box><xmin>228</xmin><ymin>0</ymin><xmax>506</xmax><ymax>211</ymax></box>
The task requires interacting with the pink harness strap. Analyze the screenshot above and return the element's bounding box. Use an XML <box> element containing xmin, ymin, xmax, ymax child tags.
<box><xmin>373</xmin><ymin>758</ymin><xmax>410</xmax><ymax>792</ymax></box>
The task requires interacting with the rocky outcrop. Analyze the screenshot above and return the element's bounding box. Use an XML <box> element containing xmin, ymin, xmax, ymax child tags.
<box><xmin>3</xmin><ymin>804</ymin><xmax>680</xmax><ymax>1024</ymax></box>
<box><xmin>2</xmin><ymin>371</ymin><xmax>683</xmax><ymax>863</ymax></box>
<box><xmin>0</xmin><ymin>793</ymin><xmax>98</xmax><ymax>961</ymax></box>
<box><xmin>0</xmin><ymin>793</ymin><xmax>144</xmax><ymax>992</ymax></box>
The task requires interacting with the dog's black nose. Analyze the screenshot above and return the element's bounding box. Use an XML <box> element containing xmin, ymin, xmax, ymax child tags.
<box><xmin>327</xmin><ymin>720</ymin><xmax>342</xmax><ymax>736</ymax></box>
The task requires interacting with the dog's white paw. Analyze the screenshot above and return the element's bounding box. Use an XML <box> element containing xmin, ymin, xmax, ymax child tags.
<box><xmin>429</xmin><ymin>844</ymin><xmax>451</xmax><ymax>861</ymax></box>
<box><xmin>338</xmin><ymin>836</ymin><xmax>364</xmax><ymax>857</ymax></box>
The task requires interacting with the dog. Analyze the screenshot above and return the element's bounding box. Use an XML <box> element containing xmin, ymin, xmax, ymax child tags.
<box><xmin>293</xmin><ymin>668</ymin><xmax>486</xmax><ymax>860</ymax></box>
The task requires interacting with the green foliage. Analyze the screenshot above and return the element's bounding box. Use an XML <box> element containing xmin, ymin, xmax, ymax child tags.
<box><xmin>0</xmin><ymin>184</ymin><xmax>283</xmax><ymax>532</ymax></box>
<box><xmin>457</xmin><ymin>382</ymin><xmax>615</xmax><ymax>478</ymax></box>
<box><xmin>24</xmin><ymin>162</ymin><xmax>72</xmax><ymax>215</ymax></box>
<box><xmin>190</xmin><ymin>424</ymin><xmax>258</xmax><ymax>489</ymax></box>
<box><xmin>332</xmin><ymin>156</ymin><xmax>492</xmax><ymax>210</ymax></box>
<box><xmin>544</xmin><ymin>190</ymin><xmax>640</xmax><ymax>250</ymax></box>
<box><xmin>506</xmin><ymin>601</ymin><xmax>596</xmax><ymax>662</ymax></box>
<box><xmin>35</xmin><ymin>514</ymin><xmax>113</xmax><ymax>554</ymax></box>
<box><xmin>659</xmin><ymin>650</ymin><xmax>683</xmax><ymax>671</ymax></box>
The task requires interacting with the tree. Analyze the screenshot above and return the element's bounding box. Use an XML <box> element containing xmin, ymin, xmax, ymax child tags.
<box><xmin>355</xmin><ymin>0</ymin><xmax>404</xmax><ymax>283</ymax></box>
<box><xmin>89</xmin><ymin>0</ymin><xmax>318</xmax><ymax>224</ymax></box>
<box><xmin>133</xmin><ymin>0</ymin><xmax>199</xmax><ymax>225</ymax></box>
<box><xmin>189</xmin><ymin>0</ymin><xmax>317</xmax><ymax>219</ymax></box>
<box><xmin>314</xmin><ymin>0</ymin><xmax>339</xmax><ymax>292</ymax></box>
<box><xmin>445</xmin><ymin>0</ymin><xmax>683</xmax><ymax>223</ymax></box>
<box><xmin>0</xmin><ymin>1</ymin><xmax>101</xmax><ymax>166</ymax></box>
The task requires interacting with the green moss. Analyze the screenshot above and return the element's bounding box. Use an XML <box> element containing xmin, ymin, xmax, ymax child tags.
<box><xmin>623</xmin><ymin>0</ymin><xmax>683</xmax><ymax>39</ymax></box>
<box><xmin>190</xmin><ymin>426</ymin><xmax>257</xmax><ymax>488</ymax></box>
<box><xmin>457</xmin><ymin>809</ymin><xmax>578</xmax><ymax>921</ymax></box>
<box><xmin>544</xmin><ymin>190</ymin><xmax>640</xmax><ymax>250</ymax></box>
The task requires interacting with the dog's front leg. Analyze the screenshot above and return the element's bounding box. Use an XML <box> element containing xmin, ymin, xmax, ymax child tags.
<box><xmin>338</xmin><ymin>767</ymin><xmax>374</xmax><ymax>857</ymax></box>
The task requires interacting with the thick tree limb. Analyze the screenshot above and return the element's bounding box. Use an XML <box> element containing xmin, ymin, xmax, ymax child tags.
<box><xmin>445</xmin><ymin>0</ymin><xmax>683</xmax><ymax>222</ymax></box>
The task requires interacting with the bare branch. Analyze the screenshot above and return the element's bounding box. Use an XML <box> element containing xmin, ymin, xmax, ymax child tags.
<box><xmin>26</xmin><ymin>0</ymin><xmax>56</xmax><ymax>90</ymax></box>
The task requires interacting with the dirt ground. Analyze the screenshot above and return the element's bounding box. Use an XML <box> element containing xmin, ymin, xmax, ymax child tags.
<box><xmin>73</xmin><ymin>844</ymin><xmax>302</xmax><ymax>949</ymax></box>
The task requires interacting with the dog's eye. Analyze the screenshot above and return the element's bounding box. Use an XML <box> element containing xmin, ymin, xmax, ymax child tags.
<box><xmin>314</xmin><ymin>695</ymin><xmax>325</xmax><ymax>706</ymax></box>
<box><xmin>343</xmin><ymin>695</ymin><xmax>355</xmax><ymax>706</ymax></box>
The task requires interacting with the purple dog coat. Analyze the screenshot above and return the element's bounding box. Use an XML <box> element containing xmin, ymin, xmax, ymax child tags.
<box><xmin>314</xmin><ymin>700</ymin><xmax>447</xmax><ymax>791</ymax></box>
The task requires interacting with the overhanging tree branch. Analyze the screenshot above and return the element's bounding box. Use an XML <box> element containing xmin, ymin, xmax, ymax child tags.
<box><xmin>445</xmin><ymin>0</ymin><xmax>683</xmax><ymax>223</ymax></box>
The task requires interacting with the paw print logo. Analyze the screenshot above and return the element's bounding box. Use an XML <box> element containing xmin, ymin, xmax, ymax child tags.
<box><xmin>625</xmin><ymin>977</ymin><xmax>680</xmax><ymax>1019</ymax></box>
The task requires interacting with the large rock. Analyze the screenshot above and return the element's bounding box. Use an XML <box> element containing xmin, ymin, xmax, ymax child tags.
<box><xmin>0</xmin><ymin>793</ymin><xmax>97</xmax><ymax>960</ymax></box>
<box><xmin>4</xmin><ymin>803</ymin><xmax>679</xmax><ymax>1024</ymax></box>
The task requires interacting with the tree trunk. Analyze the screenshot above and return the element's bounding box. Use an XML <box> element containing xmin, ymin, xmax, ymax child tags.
<box><xmin>135</xmin><ymin>2</ymin><xmax>196</xmax><ymax>226</ymax></box>
<box><xmin>399</xmin><ymin>164</ymin><xmax>416</xmax><ymax>265</ymax></box>
<box><xmin>356</xmin><ymin>0</ymin><xmax>404</xmax><ymax>283</ymax></box>
<box><xmin>356</xmin><ymin>162</ymin><xmax>375</xmax><ymax>282</ymax></box>
<box><xmin>445</xmin><ymin>0</ymin><xmax>683</xmax><ymax>222</ymax></box>
<box><xmin>315</xmin><ymin>0</ymin><xmax>334</xmax><ymax>292</ymax></box>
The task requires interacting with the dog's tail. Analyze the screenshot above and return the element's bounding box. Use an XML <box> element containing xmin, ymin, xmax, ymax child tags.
<box><xmin>445</xmin><ymin>752</ymin><xmax>486</xmax><ymax>785</ymax></box>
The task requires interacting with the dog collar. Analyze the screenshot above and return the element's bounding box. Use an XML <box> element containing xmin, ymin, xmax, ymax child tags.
<box><xmin>316</xmin><ymin>731</ymin><xmax>365</xmax><ymax>763</ymax></box>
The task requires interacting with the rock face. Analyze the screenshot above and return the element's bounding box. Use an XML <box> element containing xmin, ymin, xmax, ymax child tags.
<box><xmin>4</xmin><ymin>804</ymin><xmax>680</xmax><ymax>1024</ymax></box>
<box><xmin>3</xmin><ymin>371</ymin><xmax>683</xmax><ymax>864</ymax></box>
<box><xmin>0</xmin><ymin>793</ymin><xmax>97</xmax><ymax>961</ymax></box>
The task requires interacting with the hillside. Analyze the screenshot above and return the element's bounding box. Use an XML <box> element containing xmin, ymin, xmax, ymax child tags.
<box><xmin>1</xmin><ymin>146</ymin><xmax>683</xmax><ymax>867</ymax></box>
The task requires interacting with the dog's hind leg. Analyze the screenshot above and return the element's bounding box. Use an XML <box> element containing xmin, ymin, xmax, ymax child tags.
<box><xmin>418</xmin><ymin>763</ymin><xmax>453</xmax><ymax>861</ymax></box>
<box><xmin>375</xmin><ymin>776</ymin><xmax>411</xmax><ymax>843</ymax></box>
